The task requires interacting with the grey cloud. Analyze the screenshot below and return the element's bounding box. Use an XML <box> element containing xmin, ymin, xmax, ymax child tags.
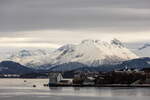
<box><xmin>0</xmin><ymin>0</ymin><xmax>150</xmax><ymax>34</ymax></box>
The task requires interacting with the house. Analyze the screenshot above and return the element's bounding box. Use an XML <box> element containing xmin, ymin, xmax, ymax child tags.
<box><xmin>48</xmin><ymin>72</ymin><xmax>73</xmax><ymax>85</ymax></box>
<box><xmin>82</xmin><ymin>77</ymin><xmax>95</xmax><ymax>85</ymax></box>
<box><xmin>48</xmin><ymin>72</ymin><xmax>63</xmax><ymax>85</ymax></box>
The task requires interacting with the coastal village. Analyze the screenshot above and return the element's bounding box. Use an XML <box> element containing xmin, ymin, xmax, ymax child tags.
<box><xmin>48</xmin><ymin>68</ymin><xmax>150</xmax><ymax>87</ymax></box>
<box><xmin>1</xmin><ymin>67</ymin><xmax>150</xmax><ymax>87</ymax></box>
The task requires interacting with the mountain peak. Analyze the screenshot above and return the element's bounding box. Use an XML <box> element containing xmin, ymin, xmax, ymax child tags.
<box><xmin>81</xmin><ymin>39</ymin><xmax>97</xmax><ymax>44</ymax></box>
<box><xmin>81</xmin><ymin>39</ymin><xmax>109</xmax><ymax>44</ymax></box>
<box><xmin>58</xmin><ymin>44</ymin><xmax>75</xmax><ymax>51</ymax></box>
<box><xmin>81</xmin><ymin>39</ymin><xmax>124</xmax><ymax>48</ymax></box>
<box><xmin>111</xmin><ymin>38</ymin><xmax>124</xmax><ymax>47</ymax></box>
<box><xmin>139</xmin><ymin>43</ymin><xmax>150</xmax><ymax>50</ymax></box>
<box><xmin>19</xmin><ymin>49</ymin><xmax>32</xmax><ymax>57</ymax></box>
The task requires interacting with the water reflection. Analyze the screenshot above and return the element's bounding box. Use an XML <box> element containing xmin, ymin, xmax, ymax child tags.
<box><xmin>48</xmin><ymin>87</ymin><xmax>150</xmax><ymax>97</ymax></box>
<box><xmin>1</xmin><ymin>79</ymin><xmax>150</xmax><ymax>100</ymax></box>
<box><xmin>0</xmin><ymin>87</ymin><xmax>150</xmax><ymax>100</ymax></box>
<box><xmin>49</xmin><ymin>87</ymin><xmax>63</xmax><ymax>91</ymax></box>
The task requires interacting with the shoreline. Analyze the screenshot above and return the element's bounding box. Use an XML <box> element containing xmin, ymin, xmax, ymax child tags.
<box><xmin>48</xmin><ymin>84</ymin><xmax>150</xmax><ymax>87</ymax></box>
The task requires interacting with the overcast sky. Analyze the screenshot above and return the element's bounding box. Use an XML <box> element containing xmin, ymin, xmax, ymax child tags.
<box><xmin>0</xmin><ymin>0</ymin><xmax>150</xmax><ymax>52</ymax></box>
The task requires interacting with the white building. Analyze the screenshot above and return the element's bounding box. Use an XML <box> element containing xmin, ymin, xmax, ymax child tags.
<box><xmin>48</xmin><ymin>72</ymin><xmax>63</xmax><ymax>85</ymax></box>
<box><xmin>48</xmin><ymin>72</ymin><xmax>73</xmax><ymax>85</ymax></box>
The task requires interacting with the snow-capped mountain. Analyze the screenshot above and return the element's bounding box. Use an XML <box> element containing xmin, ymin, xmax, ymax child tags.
<box><xmin>135</xmin><ymin>43</ymin><xmax>150</xmax><ymax>57</ymax></box>
<box><xmin>51</xmin><ymin>39</ymin><xmax>137</xmax><ymax>66</ymax></box>
<box><xmin>9</xmin><ymin>49</ymin><xmax>49</xmax><ymax>58</ymax></box>
<box><xmin>5</xmin><ymin>49</ymin><xmax>52</xmax><ymax>68</ymax></box>
<box><xmin>139</xmin><ymin>43</ymin><xmax>150</xmax><ymax>50</ymax></box>
<box><xmin>2</xmin><ymin>39</ymin><xmax>138</xmax><ymax>69</ymax></box>
<box><xmin>57</xmin><ymin>57</ymin><xmax>150</xmax><ymax>72</ymax></box>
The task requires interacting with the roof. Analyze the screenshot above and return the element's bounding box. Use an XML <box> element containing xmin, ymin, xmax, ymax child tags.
<box><xmin>49</xmin><ymin>72</ymin><xmax>62</xmax><ymax>78</ymax></box>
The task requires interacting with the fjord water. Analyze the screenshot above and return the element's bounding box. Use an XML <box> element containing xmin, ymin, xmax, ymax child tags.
<box><xmin>0</xmin><ymin>79</ymin><xmax>150</xmax><ymax>100</ymax></box>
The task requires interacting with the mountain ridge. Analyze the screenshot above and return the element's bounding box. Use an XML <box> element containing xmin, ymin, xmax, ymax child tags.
<box><xmin>0</xmin><ymin>39</ymin><xmax>138</xmax><ymax>70</ymax></box>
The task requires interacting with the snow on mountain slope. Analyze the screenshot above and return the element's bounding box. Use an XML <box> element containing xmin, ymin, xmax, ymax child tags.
<box><xmin>9</xmin><ymin>49</ymin><xmax>48</xmax><ymax>58</ymax></box>
<box><xmin>3</xmin><ymin>39</ymin><xmax>138</xmax><ymax>69</ymax></box>
<box><xmin>5</xmin><ymin>49</ymin><xmax>52</xmax><ymax>68</ymax></box>
<box><xmin>50</xmin><ymin>39</ymin><xmax>138</xmax><ymax>66</ymax></box>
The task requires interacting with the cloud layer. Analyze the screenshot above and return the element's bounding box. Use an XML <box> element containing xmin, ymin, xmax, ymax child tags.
<box><xmin>1</xmin><ymin>0</ymin><xmax>150</xmax><ymax>32</ymax></box>
<box><xmin>0</xmin><ymin>0</ymin><xmax>150</xmax><ymax>48</ymax></box>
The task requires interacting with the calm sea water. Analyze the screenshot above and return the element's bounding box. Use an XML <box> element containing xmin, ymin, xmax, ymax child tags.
<box><xmin>0</xmin><ymin>79</ymin><xmax>150</xmax><ymax>100</ymax></box>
